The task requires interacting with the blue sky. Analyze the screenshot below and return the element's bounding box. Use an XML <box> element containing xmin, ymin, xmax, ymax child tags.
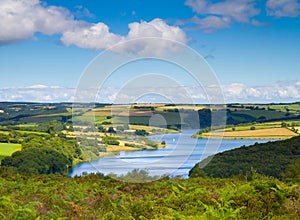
<box><xmin>0</xmin><ymin>0</ymin><xmax>300</xmax><ymax>103</ymax></box>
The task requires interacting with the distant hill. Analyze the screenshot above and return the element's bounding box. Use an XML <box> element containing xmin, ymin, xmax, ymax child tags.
<box><xmin>189</xmin><ymin>136</ymin><xmax>300</xmax><ymax>179</ymax></box>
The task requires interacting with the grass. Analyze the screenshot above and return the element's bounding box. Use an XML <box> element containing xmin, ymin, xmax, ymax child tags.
<box><xmin>13</xmin><ymin>124</ymin><xmax>38</xmax><ymax>128</ymax></box>
<box><xmin>16</xmin><ymin>130</ymin><xmax>50</xmax><ymax>136</ymax></box>
<box><xmin>260</xmin><ymin>104</ymin><xmax>300</xmax><ymax>113</ymax></box>
<box><xmin>0</xmin><ymin>143</ymin><xmax>22</xmax><ymax>161</ymax></box>
<box><xmin>0</xmin><ymin>130</ymin><xmax>9</xmax><ymax>135</ymax></box>
<box><xmin>225</xmin><ymin>120</ymin><xmax>300</xmax><ymax>132</ymax></box>
<box><xmin>226</xmin><ymin>123</ymin><xmax>280</xmax><ymax>131</ymax></box>
<box><xmin>231</xmin><ymin>109</ymin><xmax>288</xmax><ymax>120</ymax></box>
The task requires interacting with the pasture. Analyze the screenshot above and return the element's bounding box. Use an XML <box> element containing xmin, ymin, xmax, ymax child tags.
<box><xmin>0</xmin><ymin>143</ymin><xmax>22</xmax><ymax>161</ymax></box>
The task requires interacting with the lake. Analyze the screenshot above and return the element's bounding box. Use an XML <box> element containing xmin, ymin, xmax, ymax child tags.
<box><xmin>69</xmin><ymin>129</ymin><xmax>277</xmax><ymax>178</ymax></box>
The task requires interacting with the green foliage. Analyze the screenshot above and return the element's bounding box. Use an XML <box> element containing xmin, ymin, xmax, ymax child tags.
<box><xmin>102</xmin><ymin>136</ymin><xmax>120</xmax><ymax>145</ymax></box>
<box><xmin>1</xmin><ymin>147</ymin><xmax>71</xmax><ymax>175</ymax></box>
<box><xmin>189</xmin><ymin>136</ymin><xmax>300</xmax><ymax>179</ymax></box>
<box><xmin>282</xmin><ymin>157</ymin><xmax>300</xmax><ymax>183</ymax></box>
<box><xmin>0</xmin><ymin>174</ymin><xmax>299</xmax><ymax>219</ymax></box>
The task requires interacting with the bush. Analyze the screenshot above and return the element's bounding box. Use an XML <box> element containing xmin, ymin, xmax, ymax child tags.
<box><xmin>135</xmin><ymin>129</ymin><xmax>149</xmax><ymax>136</ymax></box>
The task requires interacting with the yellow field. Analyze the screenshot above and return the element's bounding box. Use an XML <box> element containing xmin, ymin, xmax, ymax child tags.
<box><xmin>201</xmin><ymin>128</ymin><xmax>298</xmax><ymax>139</ymax></box>
<box><xmin>84</xmin><ymin>110</ymin><xmax>111</xmax><ymax>117</ymax></box>
<box><xmin>131</xmin><ymin>104</ymin><xmax>165</xmax><ymax>107</ymax></box>
<box><xmin>156</xmin><ymin>105</ymin><xmax>206</xmax><ymax>111</ymax></box>
<box><xmin>106</xmin><ymin>145</ymin><xmax>138</xmax><ymax>152</ymax></box>
<box><xmin>129</xmin><ymin>125</ymin><xmax>178</xmax><ymax>133</ymax></box>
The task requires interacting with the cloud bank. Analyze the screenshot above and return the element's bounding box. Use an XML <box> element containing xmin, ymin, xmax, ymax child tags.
<box><xmin>1</xmin><ymin>81</ymin><xmax>300</xmax><ymax>103</ymax></box>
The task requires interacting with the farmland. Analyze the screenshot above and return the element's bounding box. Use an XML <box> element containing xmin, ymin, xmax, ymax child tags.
<box><xmin>200</xmin><ymin>127</ymin><xmax>298</xmax><ymax>139</ymax></box>
<box><xmin>1</xmin><ymin>102</ymin><xmax>300</xmax><ymax>166</ymax></box>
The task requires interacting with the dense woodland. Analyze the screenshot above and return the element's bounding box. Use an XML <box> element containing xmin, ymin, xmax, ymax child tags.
<box><xmin>189</xmin><ymin>136</ymin><xmax>300</xmax><ymax>182</ymax></box>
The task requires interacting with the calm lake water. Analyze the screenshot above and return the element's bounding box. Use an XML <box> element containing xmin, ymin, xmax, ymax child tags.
<box><xmin>69</xmin><ymin>130</ymin><xmax>277</xmax><ymax>178</ymax></box>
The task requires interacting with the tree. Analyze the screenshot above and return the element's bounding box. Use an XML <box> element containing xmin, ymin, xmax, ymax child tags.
<box><xmin>135</xmin><ymin>129</ymin><xmax>149</xmax><ymax>136</ymax></box>
<box><xmin>1</xmin><ymin>147</ymin><xmax>71</xmax><ymax>175</ymax></box>
<box><xmin>107</xmin><ymin>127</ymin><xmax>116</xmax><ymax>133</ymax></box>
<box><xmin>282</xmin><ymin>158</ymin><xmax>300</xmax><ymax>183</ymax></box>
<box><xmin>281</xmin><ymin>122</ymin><xmax>287</xmax><ymax>128</ymax></box>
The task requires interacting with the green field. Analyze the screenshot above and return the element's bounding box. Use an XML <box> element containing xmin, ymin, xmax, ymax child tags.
<box><xmin>220</xmin><ymin>120</ymin><xmax>300</xmax><ymax>132</ymax></box>
<box><xmin>260</xmin><ymin>103</ymin><xmax>300</xmax><ymax>113</ymax></box>
<box><xmin>231</xmin><ymin>109</ymin><xmax>288</xmax><ymax>120</ymax></box>
<box><xmin>13</xmin><ymin>124</ymin><xmax>38</xmax><ymax>128</ymax></box>
<box><xmin>0</xmin><ymin>143</ymin><xmax>22</xmax><ymax>161</ymax></box>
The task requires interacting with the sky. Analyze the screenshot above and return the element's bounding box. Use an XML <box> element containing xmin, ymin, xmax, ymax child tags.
<box><xmin>0</xmin><ymin>0</ymin><xmax>300</xmax><ymax>103</ymax></box>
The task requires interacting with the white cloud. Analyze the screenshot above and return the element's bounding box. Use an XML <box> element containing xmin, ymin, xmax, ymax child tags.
<box><xmin>183</xmin><ymin>0</ymin><xmax>260</xmax><ymax>31</ymax></box>
<box><xmin>0</xmin><ymin>1</ymin><xmax>187</xmax><ymax>54</ymax></box>
<box><xmin>61</xmin><ymin>18</ymin><xmax>187</xmax><ymax>55</ymax></box>
<box><xmin>25</xmin><ymin>84</ymin><xmax>61</xmax><ymax>89</ymax></box>
<box><xmin>207</xmin><ymin>0</ymin><xmax>260</xmax><ymax>23</ymax></box>
<box><xmin>61</xmin><ymin>22</ymin><xmax>123</xmax><ymax>50</ymax></box>
<box><xmin>188</xmin><ymin>16</ymin><xmax>231</xmax><ymax>32</ymax></box>
<box><xmin>0</xmin><ymin>0</ymin><xmax>77</xmax><ymax>45</ymax></box>
<box><xmin>266</xmin><ymin>0</ymin><xmax>300</xmax><ymax>17</ymax></box>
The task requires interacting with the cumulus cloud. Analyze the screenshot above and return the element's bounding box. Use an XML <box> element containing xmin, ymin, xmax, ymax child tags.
<box><xmin>0</xmin><ymin>0</ymin><xmax>79</xmax><ymax>45</ymax></box>
<box><xmin>0</xmin><ymin>0</ymin><xmax>187</xmax><ymax>54</ymax></box>
<box><xmin>266</xmin><ymin>0</ymin><xmax>300</xmax><ymax>17</ymax></box>
<box><xmin>182</xmin><ymin>0</ymin><xmax>260</xmax><ymax>31</ymax></box>
<box><xmin>61</xmin><ymin>18</ymin><xmax>187</xmax><ymax>54</ymax></box>
<box><xmin>61</xmin><ymin>22</ymin><xmax>122</xmax><ymax>50</ymax></box>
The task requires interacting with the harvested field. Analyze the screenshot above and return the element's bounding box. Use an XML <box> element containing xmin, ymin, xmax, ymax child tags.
<box><xmin>156</xmin><ymin>105</ymin><xmax>206</xmax><ymax>111</ymax></box>
<box><xmin>118</xmin><ymin>111</ymin><xmax>154</xmax><ymax>117</ymax></box>
<box><xmin>201</xmin><ymin>128</ymin><xmax>299</xmax><ymax>138</ymax></box>
<box><xmin>131</xmin><ymin>104</ymin><xmax>165</xmax><ymax>108</ymax></box>
<box><xmin>106</xmin><ymin>145</ymin><xmax>140</xmax><ymax>152</ymax></box>
<box><xmin>84</xmin><ymin>110</ymin><xmax>111</xmax><ymax>117</ymax></box>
